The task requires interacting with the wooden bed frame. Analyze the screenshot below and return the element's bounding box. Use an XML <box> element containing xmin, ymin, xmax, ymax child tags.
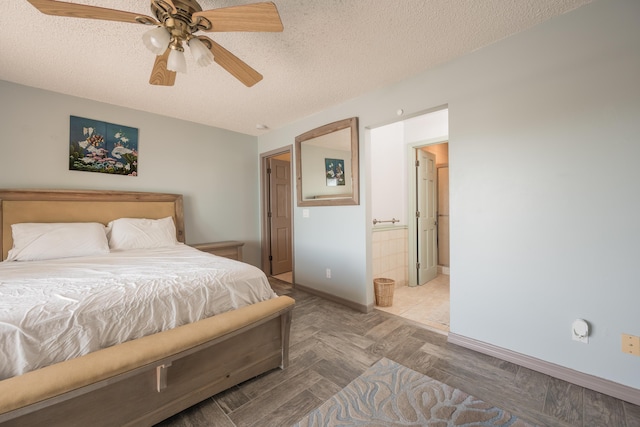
<box><xmin>0</xmin><ymin>189</ymin><xmax>295</xmax><ymax>426</ymax></box>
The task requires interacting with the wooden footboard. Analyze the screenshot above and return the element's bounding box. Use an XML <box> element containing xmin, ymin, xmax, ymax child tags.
<box><xmin>0</xmin><ymin>296</ymin><xmax>295</xmax><ymax>427</ymax></box>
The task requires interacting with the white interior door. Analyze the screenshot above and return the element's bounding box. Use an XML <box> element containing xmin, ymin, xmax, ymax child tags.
<box><xmin>417</xmin><ymin>149</ymin><xmax>438</xmax><ymax>285</ymax></box>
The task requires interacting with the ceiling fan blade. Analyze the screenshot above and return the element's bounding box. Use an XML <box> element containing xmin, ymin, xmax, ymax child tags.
<box><xmin>199</xmin><ymin>37</ymin><xmax>263</xmax><ymax>87</ymax></box>
<box><xmin>26</xmin><ymin>0</ymin><xmax>157</xmax><ymax>25</ymax></box>
<box><xmin>149</xmin><ymin>49</ymin><xmax>176</xmax><ymax>86</ymax></box>
<box><xmin>193</xmin><ymin>2</ymin><xmax>283</xmax><ymax>32</ymax></box>
<box><xmin>162</xmin><ymin>0</ymin><xmax>177</xmax><ymax>13</ymax></box>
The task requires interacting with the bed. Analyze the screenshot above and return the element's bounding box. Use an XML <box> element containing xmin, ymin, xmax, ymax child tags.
<box><xmin>0</xmin><ymin>189</ymin><xmax>295</xmax><ymax>426</ymax></box>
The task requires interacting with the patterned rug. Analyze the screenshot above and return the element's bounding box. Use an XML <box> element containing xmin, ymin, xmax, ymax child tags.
<box><xmin>292</xmin><ymin>358</ymin><xmax>534</xmax><ymax>426</ymax></box>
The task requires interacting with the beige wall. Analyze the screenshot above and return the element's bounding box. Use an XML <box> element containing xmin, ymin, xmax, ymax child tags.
<box><xmin>372</xmin><ymin>227</ymin><xmax>408</xmax><ymax>286</ymax></box>
<box><xmin>422</xmin><ymin>142</ymin><xmax>448</xmax><ymax>166</ymax></box>
<box><xmin>423</xmin><ymin>143</ymin><xmax>449</xmax><ymax>267</ymax></box>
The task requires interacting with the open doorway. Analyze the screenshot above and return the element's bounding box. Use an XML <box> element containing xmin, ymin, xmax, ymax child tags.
<box><xmin>416</xmin><ymin>142</ymin><xmax>450</xmax><ymax>283</ymax></box>
<box><xmin>260</xmin><ymin>147</ymin><xmax>294</xmax><ymax>285</ymax></box>
<box><xmin>370</xmin><ymin>108</ymin><xmax>449</xmax><ymax>333</ymax></box>
<box><xmin>405</xmin><ymin>141</ymin><xmax>450</xmax><ymax>332</ymax></box>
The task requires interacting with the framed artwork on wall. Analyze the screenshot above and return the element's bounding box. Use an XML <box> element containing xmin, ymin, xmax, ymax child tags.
<box><xmin>69</xmin><ymin>115</ymin><xmax>139</xmax><ymax>176</ymax></box>
<box><xmin>325</xmin><ymin>158</ymin><xmax>345</xmax><ymax>186</ymax></box>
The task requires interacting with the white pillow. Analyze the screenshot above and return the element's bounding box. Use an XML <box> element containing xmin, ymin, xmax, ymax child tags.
<box><xmin>6</xmin><ymin>222</ymin><xmax>110</xmax><ymax>262</ymax></box>
<box><xmin>106</xmin><ymin>216</ymin><xmax>178</xmax><ymax>250</ymax></box>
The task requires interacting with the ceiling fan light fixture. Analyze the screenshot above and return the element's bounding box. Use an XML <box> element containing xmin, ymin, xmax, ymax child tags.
<box><xmin>27</xmin><ymin>0</ymin><xmax>283</xmax><ymax>87</ymax></box>
<box><xmin>167</xmin><ymin>47</ymin><xmax>187</xmax><ymax>73</ymax></box>
<box><xmin>142</xmin><ymin>26</ymin><xmax>171</xmax><ymax>55</ymax></box>
<box><xmin>188</xmin><ymin>38</ymin><xmax>214</xmax><ymax>67</ymax></box>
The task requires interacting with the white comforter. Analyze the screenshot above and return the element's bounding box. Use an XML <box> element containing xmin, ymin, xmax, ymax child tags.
<box><xmin>0</xmin><ymin>244</ymin><xmax>277</xmax><ymax>380</ymax></box>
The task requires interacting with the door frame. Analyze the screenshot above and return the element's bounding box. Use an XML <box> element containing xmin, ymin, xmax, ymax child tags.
<box><xmin>407</xmin><ymin>136</ymin><xmax>448</xmax><ymax>286</ymax></box>
<box><xmin>260</xmin><ymin>145</ymin><xmax>295</xmax><ymax>280</ymax></box>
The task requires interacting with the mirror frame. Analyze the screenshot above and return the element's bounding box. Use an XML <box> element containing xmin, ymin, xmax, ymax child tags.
<box><xmin>295</xmin><ymin>117</ymin><xmax>359</xmax><ymax>207</ymax></box>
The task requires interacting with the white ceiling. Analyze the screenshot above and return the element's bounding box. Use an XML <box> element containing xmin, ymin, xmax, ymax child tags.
<box><xmin>0</xmin><ymin>0</ymin><xmax>592</xmax><ymax>136</ymax></box>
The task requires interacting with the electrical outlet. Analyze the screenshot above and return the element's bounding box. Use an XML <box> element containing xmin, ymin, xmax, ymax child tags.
<box><xmin>325</xmin><ymin>268</ymin><xmax>331</xmax><ymax>279</ymax></box>
<box><xmin>622</xmin><ymin>334</ymin><xmax>640</xmax><ymax>356</ymax></box>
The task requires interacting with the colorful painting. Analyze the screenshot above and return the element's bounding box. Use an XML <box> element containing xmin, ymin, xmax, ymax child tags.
<box><xmin>325</xmin><ymin>158</ymin><xmax>345</xmax><ymax>186</ymax></box>
<box><xmin>69</xmin><ymin>116</ymin><xmax>138</xmax><ymax>176</ymax></box>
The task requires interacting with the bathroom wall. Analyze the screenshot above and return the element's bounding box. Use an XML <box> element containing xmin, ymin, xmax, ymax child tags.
<box><xmin>372</xmin><ymin>226</ymin><xmax>408</xmax><ymax>286</ymax></box>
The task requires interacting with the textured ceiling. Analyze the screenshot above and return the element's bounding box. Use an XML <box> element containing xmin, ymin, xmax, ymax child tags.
<box><xmin>0</xmin><ymin>0</ymin><xmax>592</xmax><ymax>136</ymax></box>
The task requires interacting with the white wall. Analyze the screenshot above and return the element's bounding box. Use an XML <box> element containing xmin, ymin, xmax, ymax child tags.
<box><xmin>0</xmin><ymin>81</ymin><xmax>263</xmax><ymax>265</ymax></box>
<box><xmin>259</xmin><ymin>0</ymin><xmax>640</xmax><ymax>390</ymax></box>
<box><xmin>371</xmin><ymin>121</ymin><xmax>405</xmax><ymax>225</ymax></box>
<box><xmin>404</xmin><ymin>108</ymin><xmax>449</xmax><ymax>144</ymax></box>
<box><xmin>370</xmin><ymin>109</ymin><xmax>449</xmax><ymax>227</ymax></box>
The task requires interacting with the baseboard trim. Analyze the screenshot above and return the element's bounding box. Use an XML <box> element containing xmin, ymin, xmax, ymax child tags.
<box><xmin>294</xmin><ymin>283</ymin><xmax>372</xmax><ymax>313</ymax></box>
<box><xmin>448</xmin><ymin>333</ymin><xmax>640</xmax><ymax>406</ymax></box>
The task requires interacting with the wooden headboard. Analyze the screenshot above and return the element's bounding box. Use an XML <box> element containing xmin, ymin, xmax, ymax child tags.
<box><xmin>0</xmin><ymin>189</ymin><xmax>185</xmax><ymax>261</ymax></box>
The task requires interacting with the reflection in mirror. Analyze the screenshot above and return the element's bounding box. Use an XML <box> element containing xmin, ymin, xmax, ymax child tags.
<box><xmin>295</xmin><ymin>117</ymin><xmax>359</xmax><ymax>206</ymax></box>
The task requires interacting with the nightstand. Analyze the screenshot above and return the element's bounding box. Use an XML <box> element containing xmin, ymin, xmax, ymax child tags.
<box><xmin>191</xmin><ymin>241</ymin><xmax>244</xmax><ymax>261</ymax></box>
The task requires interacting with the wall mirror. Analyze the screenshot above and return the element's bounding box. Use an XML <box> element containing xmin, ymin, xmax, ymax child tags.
<box><xmin>295</xmin><ymin>117</ymin><xmax>359</xmax><ymax>206</ymax></box>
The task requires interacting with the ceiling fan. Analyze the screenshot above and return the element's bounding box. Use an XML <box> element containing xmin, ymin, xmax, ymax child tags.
<box><xmin>26</xmin><ymin>0</ymin><xmax>284</xmax><ymax>87</ymax></box>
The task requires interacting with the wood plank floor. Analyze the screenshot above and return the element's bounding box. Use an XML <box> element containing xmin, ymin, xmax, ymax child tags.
<box><xmin>157</xmin><ymin>280</ymin><xmax>640</xmax><ymax>427</ymax></box>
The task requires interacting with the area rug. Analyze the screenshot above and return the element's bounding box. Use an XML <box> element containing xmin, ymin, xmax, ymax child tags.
<box><xmin>292</xmin><ymin>358</ymin><xmax>534</xmax><ymax>427</ymax></box>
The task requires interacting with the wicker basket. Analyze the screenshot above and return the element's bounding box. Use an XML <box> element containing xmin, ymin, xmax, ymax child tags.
<box><xmin>374</xmin><ymin>278</ymin><xmax>395</xmax><ymax>307</ymax></box>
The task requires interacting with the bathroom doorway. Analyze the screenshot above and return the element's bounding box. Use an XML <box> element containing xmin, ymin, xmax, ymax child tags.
<box><xmin>415</xmin><ymin>142</ymin><xmax>450</xmax><ymax>284</ymax></box>
<box><xmin>370</xmin><ymin>108</ymin><xmax>449</xmax><ymax>333</ymax></box>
